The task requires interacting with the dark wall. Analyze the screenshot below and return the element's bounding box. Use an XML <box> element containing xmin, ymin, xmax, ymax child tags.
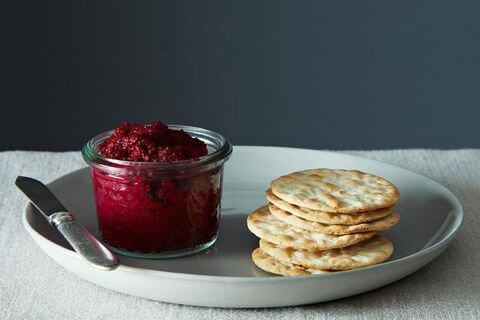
<box><xmin>2</xmin><ymin>1</ymin><xmax>479</xmax><ymax>151</ymax></box>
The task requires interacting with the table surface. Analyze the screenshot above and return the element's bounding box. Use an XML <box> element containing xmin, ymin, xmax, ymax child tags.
<box><xmin>1</xmin><ymin>149</ymin><xmax>479</xmax><ymax>320</ymax></box>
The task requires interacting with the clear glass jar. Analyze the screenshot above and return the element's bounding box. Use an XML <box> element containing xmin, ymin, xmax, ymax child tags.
<box><xmin>82</xmin><ymin>125</ymin><xmax>232</xmax><ymax>259</ymax></box>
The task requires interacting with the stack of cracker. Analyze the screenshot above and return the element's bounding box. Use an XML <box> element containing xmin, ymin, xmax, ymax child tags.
<box><xmin>247</xmin><ymin>169</ymin><xmax>400</xmax><ymax>276</ymax></box>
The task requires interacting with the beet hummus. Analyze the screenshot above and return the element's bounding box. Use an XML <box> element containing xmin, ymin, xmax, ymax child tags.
<box><xmin>83</xmin><ymin>121</ymin><xmax>231</xmax><ymax>256</ymax></box>
<box><xmin>99</xmin><ymin>121</ymin><xmax>208</xmax><ymax>162</ymax></box>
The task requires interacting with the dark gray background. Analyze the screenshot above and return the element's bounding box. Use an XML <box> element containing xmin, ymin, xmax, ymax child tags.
<box><xmin>2</xmin><ymin>0</ymin><xmax>479</xmax><ymax>151</ymax></box>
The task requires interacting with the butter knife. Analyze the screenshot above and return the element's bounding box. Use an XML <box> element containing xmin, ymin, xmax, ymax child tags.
<box><xmin>16</xmin><ymin>176</ymin><xmax>119</xmax><ymax>271</ymax></box>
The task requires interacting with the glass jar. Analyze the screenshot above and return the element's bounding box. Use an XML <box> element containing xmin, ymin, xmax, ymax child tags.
<box><xmin>82</xmin><ymin>125</ymin><xmax>232</xmax><ymax>258</ymax></box>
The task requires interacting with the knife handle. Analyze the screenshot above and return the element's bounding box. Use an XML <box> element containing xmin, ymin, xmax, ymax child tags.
<box><xmin>49</xmin><ymin>212</ymin><xmax>119</xmax><ymax>271</ymax></box>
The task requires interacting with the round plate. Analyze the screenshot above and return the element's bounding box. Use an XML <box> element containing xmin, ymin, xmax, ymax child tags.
<box><xmin>23</xmin><ymin>146</ymin><xmax>463</xmax><ymax>308</ymax></box>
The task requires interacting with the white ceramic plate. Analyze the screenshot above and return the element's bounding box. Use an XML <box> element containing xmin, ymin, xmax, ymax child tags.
<box><xmin>23</xmin><ymin>146</ymin><xmax>463</xmax><ymax>308</ymax></box>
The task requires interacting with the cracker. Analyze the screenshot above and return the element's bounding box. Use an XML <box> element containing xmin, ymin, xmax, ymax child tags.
<box><xmin>270</xmin><ymin>169</ymin><xmax>400</xmax><ymax>213</ymax></box>
<box><xmin>252</xmin><ymin>248</ymin><xmax>328</xmax><ymax>276</ymax></box>
<box><xmin>266</xmin><ymin>189</ymin><xmax>393</xmax><ymax>225</ymax></box>
<box><xmin>247</xmin><ymin>206</ymin><xmax>375</xmax><ymax>250</ymax></box>
<box><xmin>260</xmin><ymin>236</ymin><xmax>393</xmax><ymax>271</ymax></box>
<box><xmin>269</xmin><ymin>203</ymin><xmax>400</xmax><ymax>235</ymax></box>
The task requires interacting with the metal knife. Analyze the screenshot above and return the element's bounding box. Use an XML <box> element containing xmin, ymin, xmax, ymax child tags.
<box><xmin>16</xmin><ymin>176</ymin><xmax>119</xmax><ymax>271</ymax></box>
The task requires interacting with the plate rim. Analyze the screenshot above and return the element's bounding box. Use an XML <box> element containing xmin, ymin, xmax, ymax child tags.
<box><xmin>22</xmin><ymin>146</ymin><xmax>464</xmax><ymax>283</ymax></box>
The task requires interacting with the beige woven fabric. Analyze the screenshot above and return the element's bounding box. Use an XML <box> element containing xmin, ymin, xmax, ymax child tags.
<box><xmin>1</xmin><ymin>150</ymin><xmax>478</xmax><ymax>320</ymax></box>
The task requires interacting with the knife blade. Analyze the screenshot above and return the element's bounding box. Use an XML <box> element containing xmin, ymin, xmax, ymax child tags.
<box><xmin>16</xmin><ymin>176</ymin><xmax>119</xmax><ymax>271</ymax></box>
<box><xmin>15</xmin><ymin>176</ymin><xmax>67</xmax><ymax>219</ymax></box>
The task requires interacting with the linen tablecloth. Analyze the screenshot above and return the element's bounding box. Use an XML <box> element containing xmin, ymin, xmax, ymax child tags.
<box><xmin>1</xmin><ymin>150</ymin><xmax>479</xmax><ymax>320</ymax></box>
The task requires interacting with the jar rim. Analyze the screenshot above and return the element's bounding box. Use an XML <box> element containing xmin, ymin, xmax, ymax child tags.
<box><xmin>82</xmin><ymin>124</ymin><xmax>233</xmax><ymax>173</ymax></box>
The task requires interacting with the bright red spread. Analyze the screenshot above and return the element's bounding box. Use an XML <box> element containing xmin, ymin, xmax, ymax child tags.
<box><xmin>99</xmin><ymin>121</ymin><xmax>208</xmax><ymax>162</ymax></box>
<box><xmin>91</xmin><ymin>121</ymin><xmax>220</xmax><ymax>253</ymax></box>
